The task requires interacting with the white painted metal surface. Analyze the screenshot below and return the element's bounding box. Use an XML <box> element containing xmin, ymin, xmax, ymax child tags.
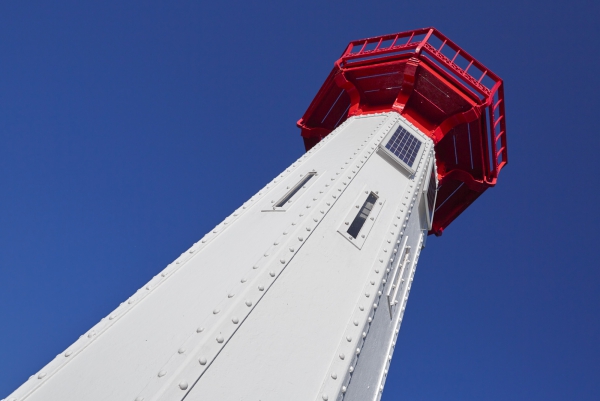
<box><xmin>4</xmin><ymin>111</ymin><xmax>437</xmax><ymax>401</ymax></box>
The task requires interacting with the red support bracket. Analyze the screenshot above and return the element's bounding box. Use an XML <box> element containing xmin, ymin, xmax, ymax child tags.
<box><xmin>431</xmin><ymin>105</ymin><xmax>483</xmax><ymax>143</ymax></box>
<box><xmin>392</xmin><ymin>57</ymin><xmax>420</xmax><ymax>113</ymax></box>
<box><xmin>333</xmin><ymin>70</ymin><xmax>362</xmax><ymax>116</ymax></box>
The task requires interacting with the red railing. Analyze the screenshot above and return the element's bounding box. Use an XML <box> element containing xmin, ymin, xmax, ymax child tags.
<box><xmin>338</xmin><ymin>28</ymin><xmax>508</xmax><ymax>180</ymax></box>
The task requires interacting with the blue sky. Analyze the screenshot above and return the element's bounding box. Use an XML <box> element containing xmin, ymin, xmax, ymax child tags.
<box><xmin>1</xmin><ymin>1</ymin><xmax>599</xmax><ymax>400</ymax></box>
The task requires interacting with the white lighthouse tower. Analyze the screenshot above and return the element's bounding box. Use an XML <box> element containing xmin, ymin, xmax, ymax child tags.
<box><xmin>4</xmin><ymin>28</ymin><xmax>507</xmax><ymax>401</ymax></box>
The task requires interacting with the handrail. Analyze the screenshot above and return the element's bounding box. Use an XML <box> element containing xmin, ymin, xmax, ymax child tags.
<box><xmin>337</xmin><ymin>28</ymin><xmax>507</xmax><ymax>180</ymax></box>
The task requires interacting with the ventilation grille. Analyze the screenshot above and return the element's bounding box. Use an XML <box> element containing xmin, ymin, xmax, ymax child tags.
<box><xmin>385</xmin><ymin>126</ymin><xmax>422</xmax><ymax>167</ymax></box>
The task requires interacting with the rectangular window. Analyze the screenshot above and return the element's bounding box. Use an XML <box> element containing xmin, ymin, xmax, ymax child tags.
<box><xmin>347</xmin><ymin>192</ymin><xmax>378</xmax><ymax>238</ymax></box>
<box><xmin>274</xmin><ymin>172</ymin><xmax>316</xmax><ymax>208</ymax></box>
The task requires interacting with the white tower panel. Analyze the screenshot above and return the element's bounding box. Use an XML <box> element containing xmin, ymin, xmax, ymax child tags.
<box><xmin>5</xmin><ymin>111</ymin><xmax>437</xmax><ymax>401</ymax></box>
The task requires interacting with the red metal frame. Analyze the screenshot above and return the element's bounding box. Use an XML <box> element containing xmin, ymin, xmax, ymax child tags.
<box><xmin>297</xmin><ymin>28</ymin><xmax>507</xmax><ymax>235</ymax></box>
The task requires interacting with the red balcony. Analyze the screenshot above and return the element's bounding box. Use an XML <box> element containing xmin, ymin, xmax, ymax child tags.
<box><xmin>298</xmin><ymin>27</ymin><xmax>507</xmax><ymax>235</ymax></box>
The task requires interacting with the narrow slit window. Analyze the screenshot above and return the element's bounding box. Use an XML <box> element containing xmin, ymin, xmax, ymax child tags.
<box><xmin>275</xmin><ymin>172</ymin><xmax>316</xmax><ymax>208</ymax></box>
<box><xmin>347</xmin><ymin>193</ymin><xmax>378</xmax><ymax>238</ymax></box>
<box><xmin>426</xmin><ymin>166</ymin><xmax>437</xmax><ymax>222</ymax></box>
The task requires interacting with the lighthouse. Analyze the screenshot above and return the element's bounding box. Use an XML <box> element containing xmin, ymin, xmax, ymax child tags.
<box><xmin>4</xmin><ymin>28</ymin><xmax>507</xmax><ymax>401</ymax></box>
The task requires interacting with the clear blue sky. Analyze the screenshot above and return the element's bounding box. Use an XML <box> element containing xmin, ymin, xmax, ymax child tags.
<box><xmin>1</xmin><ymin>1</ymin><xmax>598</xmax><ymax>400</ymax></box>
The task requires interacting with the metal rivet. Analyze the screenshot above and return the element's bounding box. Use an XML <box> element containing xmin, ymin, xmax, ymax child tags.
<box><xmin>228</xmin><ymin>293</ymin><xmax>235</xmax><ymax>298</ymax></box>
<box><xmin>196</xmin><ymin>327</ymin><xmax>204</xmax><ymax>333</ymax></box>
<box><xmin>342</xmin><ymin>386</ymin><xmax>347</xmax><ymax>393</ymax></box>
<box><xmin>199</xmin><ymin>357</ymin><xmax>207</xmax><ymax>365</ymax></box>
<box><xmin>349</xmin><ymin>366</ymin><xmax>354</xmax><ymax>373</ymax></box>
<box><xmin>213</xmin><ymin>309</ymin><xmax>220</xmax><ymax>315</ymax></box>
<box><xmin>322</xmin><ymin>394</ymin><xmax>329</xmax><ymax>400</ymax></box>
<box><xmin>346</xmin><ymin>336</ymin><xmax>352</xmax><ymax>342</ymax></box>
<box><xmin>158</xmin><ymin>370</ymin><xmax>167</xmax><ymax>377</ymax></box>
<box><xmin>331</xmin><ymin>372</ymin><xmax>337</xmax><ymax>379</ymax></box>
<box><xmin>37</xmin><ymin>372</ymin><xmax>46</xmax><ymax>379</ymax></box>
<box><xmin>232</xmin><ymin>317</ymin><xmax>239</xmax><ymax>324</ymax></box>
<box><xmin>258</xmin><ymin>285</ymin><xmax>264</xmax><ymax>291</ymax></box>
<box><xmin>280</xmin><ymin>259</ymin><xmax>286</xmax><ymax>264</ymax></box>
<box><xmin>269</xmin><ymin>271</ymin><xmax>276</xmax><ymax>277</ymax></box>
<box><xmin>216</xmin><ymin>335</ymin><xmax>224</xmax><ymax>343</ymax></box>
<box><xmin>353</xmin><ymin>320</ymin><xmax>359</xmax><ymax>326</ymax></box>
<box><xmin>245</xmin><ymin>300</ymin><xmax>253</xmax><ymax>307</ymax></box>
<box><xmin>339</xmin><ymin>353</ymin><xmax>345</xmax><ymax>360</ymax></box>
<box><xmin>179</xmin><ymin>381</ymin><xmax>188</xmax><ymax>390</ymax></box>
<box><xmin>359</xmin><ymin>306</ymin><xmax>364</xmax><ymax>311</ymax></box>
<box><xmin>135</xmin><ymin>397</ymin><xmax>144</xmax><ymax>401</ymax></box>
<box><xmin>64</xmin><ymin>350</ymin><xmax>72</xmax><ymax>357</ymax></box>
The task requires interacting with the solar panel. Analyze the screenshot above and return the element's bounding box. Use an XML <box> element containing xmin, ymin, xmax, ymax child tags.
<box><xmin>384</xmin><ymin>126</ymin><xmax>422</xmax><ymax>167</ymax></box>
